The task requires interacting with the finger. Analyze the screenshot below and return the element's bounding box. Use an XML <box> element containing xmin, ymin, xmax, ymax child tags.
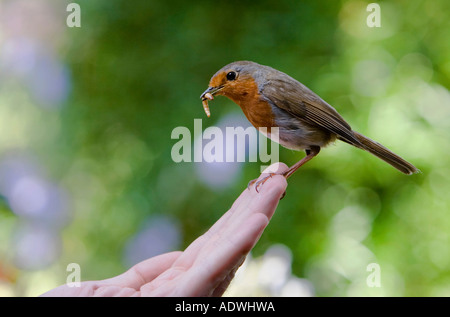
<box><xmin>230</xmin><ymin>162</ymin><xmax>288</xmax><ymax>210</ymax></box>
<box><xmin>178</xmin><ymin>175</ymin><xmax>287</xmax><ymax>296</ymax></box>
<box><xmin>211</xmin><ymin>255</ymin><xmax>245</xmax><ymax>297</ymax></box>
<box><xmin>171</xmin><ymin>163</ymin><xmax>287</xmax><ymax>269</ymax></box>
<box><xmin>222</xmin><ymin>163</ymin><xmax>288</xmax><ymax>228</ymax></box>
<box><xmin>170</xmin><ymin>180</ymin><xmax>257</xmax><ymax>269</ymax></box>
<box><xmin>178</xmin><ymin>211</ymin><xmax>269</xmax><ymax>296</ymax></box>
<box><xmin>102</xmin><ymin>251</ymin><xmax>182</xmax><ymax>289</ymax></box>
<box><xmin>211</xmin><ymin>162</ymin><xmax>288</xmax><ymax>235</ymax></box>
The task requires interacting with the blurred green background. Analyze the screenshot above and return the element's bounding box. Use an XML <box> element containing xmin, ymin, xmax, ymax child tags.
<box><xmin>0</xmin><ymin>0</ymin><xmax>449</xmax><ymax>296</ymax></box>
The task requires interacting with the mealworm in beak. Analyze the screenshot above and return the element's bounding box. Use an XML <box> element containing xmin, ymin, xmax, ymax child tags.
<box><xmin>202</xmin><ymin>99</ymin><xmax>210</xmax><ymax>117</ymax></box>
<box><xmin>202</xmin><ymin>93</ymin><xmax>214</xmax><ymax>117</ymax></box>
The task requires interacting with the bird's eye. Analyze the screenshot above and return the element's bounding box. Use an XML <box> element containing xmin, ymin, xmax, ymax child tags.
<box><xmin>226</xmin><ymin>71</ymin><xmax>237</xmax><ymax>81</ymax></box>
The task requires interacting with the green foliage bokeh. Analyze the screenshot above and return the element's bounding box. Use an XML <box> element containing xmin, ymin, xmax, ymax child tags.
<box><xmin>1</xmin><ymin>0</ymin><xmax>449</xmax><ymax>296</ymax></box>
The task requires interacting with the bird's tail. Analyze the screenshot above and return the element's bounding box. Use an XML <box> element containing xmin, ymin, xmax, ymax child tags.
<box><xmin>351</xmin><ymin>131</ymin><xmax>419</xmax><ymax>175</ymax></box>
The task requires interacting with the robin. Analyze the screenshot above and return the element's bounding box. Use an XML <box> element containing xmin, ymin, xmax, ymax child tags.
<box><xmin>200</xmin><ymin>61</ymin><xmax>418</xmax><ymax>192</ymax></box>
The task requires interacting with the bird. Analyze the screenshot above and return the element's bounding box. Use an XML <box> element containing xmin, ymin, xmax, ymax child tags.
<box><xmin>200</xmin><ymin>61</ymin><xmax>419</xmax><ymax>192</ymax></box>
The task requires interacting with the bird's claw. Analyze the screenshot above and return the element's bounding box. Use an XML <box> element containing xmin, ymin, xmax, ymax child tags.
<box><xmin>248</xmin><ymin>172</ymin><xmax>287</xmax><ymax>199</ymax></box>
<box><xmin>247</xmin><ymin>178</ymin><xmax>257</xmax><ymax>191</ymax></box>
<box><xmin>255</xmin><ymin>174</ymin><xmax>274</xmax><ymax>192</ymax></box>
<box><xmin>248</xmin><ymin>173</ymin><xmax>276</xmax><ymax>193</ymax></box>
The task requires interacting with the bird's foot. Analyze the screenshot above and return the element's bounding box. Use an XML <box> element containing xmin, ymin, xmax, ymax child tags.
<box><xmin>247</xmin><ymin>173</ymin><xmax>274</xmax><ymax>193</ymax></box>
<box><xmin>248</xmin><ymin>173</ymin><xmax>287</xmax><ymax>199</ymax></box>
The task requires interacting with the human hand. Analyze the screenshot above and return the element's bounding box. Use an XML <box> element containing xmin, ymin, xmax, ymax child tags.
<box><xmin>41</xmin><ymin>163</ymin><xmax>288</xmax><ymax>297</ymax></box>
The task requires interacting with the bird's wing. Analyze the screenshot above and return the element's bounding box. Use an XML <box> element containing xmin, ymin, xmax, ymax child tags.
<box><xmin>260</xmin><ymin>76</ymin><xmax>362</xmax><ymax>146</ymax></box>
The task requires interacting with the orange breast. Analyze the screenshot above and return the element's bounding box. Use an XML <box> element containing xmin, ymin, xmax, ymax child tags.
<box><xmin>223</xmin><ymin>78</ymin><xmax>276</xmax><ymax>131</ymax></box>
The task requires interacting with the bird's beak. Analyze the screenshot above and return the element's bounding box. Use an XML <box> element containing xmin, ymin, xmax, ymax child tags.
<box><xmin>200</xmin><ymin>85</ymin><xmax>223</xmax><ymax>100</ymax></box>
<box><xmin>200</xmin><ymin>86</ymin><xmax>223</xmax><ymax>118</ymax></box>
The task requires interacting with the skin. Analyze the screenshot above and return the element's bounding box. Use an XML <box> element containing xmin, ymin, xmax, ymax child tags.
<box><xmin>41</xmin><ymin>163</ymin><xmax>288</xmax><ymax>297</ymax></box>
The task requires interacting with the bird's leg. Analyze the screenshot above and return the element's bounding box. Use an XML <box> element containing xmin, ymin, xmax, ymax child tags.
<box><xmin>248</xmin><ymin>146</ymin><xmax>321</xmax><ymax>194</ymax></box>
<box><xmin>282</xmin><ymin>146</ymin><xmax>320</xmax><ymax>179</ymax></box>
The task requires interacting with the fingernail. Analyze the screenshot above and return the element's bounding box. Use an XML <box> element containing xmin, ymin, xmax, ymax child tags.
<box><xmin>261</xmin><ymin>162</ymin><xmax>282</xmax><ymax>174</ymax></box>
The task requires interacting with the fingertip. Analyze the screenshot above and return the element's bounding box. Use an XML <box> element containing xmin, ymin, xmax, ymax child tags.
<box><xmin>261</xmin><ymin>162</ymin><xmax>288</xmax><ymax>175</ymax></box>
<box><xmin>264</xmin><ymin>175</ymin><xmax>287</xmax><ymax>200</ymax></box>
<box><xmin>260</xmin><ymin>163</ymin><xmax>288</xmax><ymax>197</ymax></box>
<box><xmin>272</xmin><ymin>174</ymin><xmax>288</xmax><ymax>190</ymax></box>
